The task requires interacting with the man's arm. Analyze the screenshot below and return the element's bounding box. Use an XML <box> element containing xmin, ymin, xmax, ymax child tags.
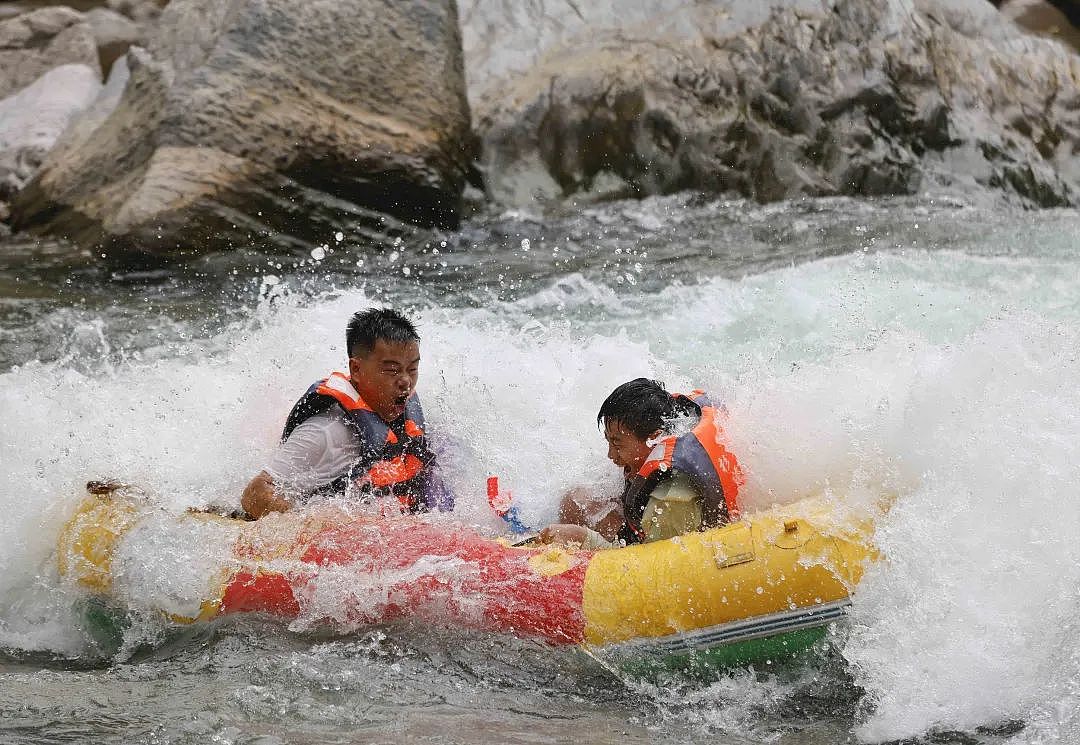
<box><xmin>242</xmin><ymin>410</ymin><xmax>361</xmax><ymax>518</ymax></box>
<box><xmin>241</xmin><ymin>470</ymin><xmax>291</xmax><ymax>518</ymax></box>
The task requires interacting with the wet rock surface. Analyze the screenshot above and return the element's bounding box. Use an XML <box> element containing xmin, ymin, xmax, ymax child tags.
<box><xmin>11</xmin><ymin>0</ymin><xmax>472</xmax><ymax>254</ymax></box>
<box><xmin>467</xmin><ymin>0</ymin><xmax>1080</xmax><ymax>208</ymax></box>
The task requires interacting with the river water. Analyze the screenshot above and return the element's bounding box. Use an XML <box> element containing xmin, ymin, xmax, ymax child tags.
<box><xmin>1</xmin><ymin>193</ymin><xmax>1080</xmax><ymax>744</ymax></box>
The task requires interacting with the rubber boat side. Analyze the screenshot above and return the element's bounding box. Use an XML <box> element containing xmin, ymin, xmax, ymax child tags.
<box><xmin>581</xmin><ymin>502</ymin><xmax>875</xmax><ymax>666</ymax></box>
<box><xmin>57</xmin><ymin>487</ymin><xmax>877</xmax><ymax>661</ymax></box>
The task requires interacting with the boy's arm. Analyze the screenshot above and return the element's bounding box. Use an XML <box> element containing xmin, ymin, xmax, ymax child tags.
<box><xmin>559</xmin><ymin>487</ymin><xmax>623</xmax><ymax>540</ymax></box>
<box><xmin>538</xmin><ymin>523</ymin><xmax>616</xmax><ymax>549</ymax></box>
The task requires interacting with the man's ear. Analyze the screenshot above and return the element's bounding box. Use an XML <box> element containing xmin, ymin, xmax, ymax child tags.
<box><xmin>348</xmin><ymin>356</ymin><xmax>363</xmax><ymax>378</ymax></box>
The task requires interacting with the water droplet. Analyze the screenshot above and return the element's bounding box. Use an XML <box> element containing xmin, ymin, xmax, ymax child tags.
<box><xmin>310</xmin><ymin>246</ymin><xmax>326</xmax><ymax>260</ymax></box>
<box><xmin>334</xmin><ymin>231</ymin><xmax>344</xmax><ymax>242</ymax></box>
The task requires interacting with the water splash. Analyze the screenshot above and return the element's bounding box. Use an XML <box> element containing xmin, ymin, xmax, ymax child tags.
<box><xmin>2</xmin><ymin>203</ymin><xmax>1080</xmax><ymax>743</ymax></box>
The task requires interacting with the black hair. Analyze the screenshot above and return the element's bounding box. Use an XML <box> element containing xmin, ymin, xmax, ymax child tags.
<box><xmin>597</xmin><ymin>378</ymin><xmax>677</xmax><ymax>439</ymax></box>
<box><xmin>346</xmin><ymin>308</ymin><xmax>420</xmax><ymax>358</ymax></box>
<box><xmin>597</xmin><ymin>378</ymin><xmax>701</xmax><ymax>439</ymax></box>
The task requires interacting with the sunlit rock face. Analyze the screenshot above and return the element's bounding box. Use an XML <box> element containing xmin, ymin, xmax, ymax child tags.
<box><xmin>464</xmin><ymin>0</ymin><xmax>1080</xmax><ymax>208</ymax></box>
<box><xmin>0</xmin><ymin>64</ymin><xmax>102</xmax><ymax>204</ymax></box>
<box><xmin>12</xmin><ymin>0</ymin><xmax>472</xmax><ymax>254</ymax></box>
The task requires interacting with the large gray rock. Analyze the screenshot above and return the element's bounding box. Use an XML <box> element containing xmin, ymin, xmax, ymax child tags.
<box><xmin>0</xmin><ymin>7</ymin><xmax>101</xmax><ymax>99</ymax></box>
<box><xmin>12</xmin><ymin>0</ymin><xmax>471</xmax><ymax>253</ymax></box>
<box><xmin>467</xmin><ymin>0</ymin><xmax>1080</xmax><ymax>207</ymax></box>
<box><xmin>0</xmin><ymin>64</ymin><xmax>102</xmax><ymax>201</ymax></box>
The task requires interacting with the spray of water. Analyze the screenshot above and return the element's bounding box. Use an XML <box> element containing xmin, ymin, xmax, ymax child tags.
<box><xmin>3</xmin><ymin>237</ymin><xmax>1080</xmax><ymax>742</ymax></box>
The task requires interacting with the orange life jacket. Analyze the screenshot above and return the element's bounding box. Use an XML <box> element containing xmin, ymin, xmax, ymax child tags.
<box><xmin>619</xmin><ymin>390</ymin><xmax>743</xmax><ymax>544</ymax></box>
<box><xmin>282</xmin><ymin>372</ymin><xmax>434</xmax><ymax>513</ymax></box>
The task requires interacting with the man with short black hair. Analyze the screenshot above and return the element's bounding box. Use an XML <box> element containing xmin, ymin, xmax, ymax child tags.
<box><xmin>242</xmin><ymin>308</ymin><xmax>452</xmax><ymax>519</ymax></box>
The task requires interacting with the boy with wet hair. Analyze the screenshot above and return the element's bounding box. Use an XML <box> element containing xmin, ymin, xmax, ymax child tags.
<box><xmin>540</xmin><ymin>377</ymin><xmax>740</xmax><ymax>548</ymax></box>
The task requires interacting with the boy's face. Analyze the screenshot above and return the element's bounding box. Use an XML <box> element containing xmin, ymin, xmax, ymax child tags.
<box><xmin>604</xmin><ymin>419</ymin><xmax>657</xmax><ymax>476</ymax></box>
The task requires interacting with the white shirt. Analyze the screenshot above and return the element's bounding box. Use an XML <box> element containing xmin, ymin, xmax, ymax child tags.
<box><xmin>264</xmin><ymin>408</ymin><xmax>361</xmax><ymax>498</ymax></box>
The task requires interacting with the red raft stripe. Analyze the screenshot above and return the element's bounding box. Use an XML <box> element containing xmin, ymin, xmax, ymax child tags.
<box><xmin>220</xmin><ymin>570</ymin><xmax>301</xmax><ymax>617</ymax></box>
<box><xmin>219</xmin><ymin>518</ymin><xmax>588</xmax><ymax>645</ymax></box>
<box><xmin>301</xmin><ymin>519</ymin><xmax>590</xmax><ymax>644</ymax></box>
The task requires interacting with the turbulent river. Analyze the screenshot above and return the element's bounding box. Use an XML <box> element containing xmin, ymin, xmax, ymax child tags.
<box><xmin>2</xmin><ymin>194</ymin><xmax>1080</xmax><ymax>744</ymax></box>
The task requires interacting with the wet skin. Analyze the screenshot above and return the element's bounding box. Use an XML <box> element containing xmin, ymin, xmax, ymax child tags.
<box><xmin>349</xmin><ymin>339</ymin><xmax>421</xmax><ymax>422</ymax></box>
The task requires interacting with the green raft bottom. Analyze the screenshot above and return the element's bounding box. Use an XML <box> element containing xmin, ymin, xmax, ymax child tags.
<box><xmin>78</xmin><ymin>597</ymin><xmax>129</xmax><ymax>654</ymax></box>
<box><xmin>600</xmin><ymin>626</ymin><xmax>830</xmax><ymax>676</ymax></box>
<box><xmin>78</xmin><ymin>596</ymin><xmax>830</xmax><ymax>674</ymax></box>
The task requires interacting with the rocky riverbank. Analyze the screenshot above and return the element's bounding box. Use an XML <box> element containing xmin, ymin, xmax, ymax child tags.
<box><xmin>1</xmin><ymin>0</ymin><xmax>1078</xmax><ymax>254</ymax></box>
<box><xmin>465</xmin><ymin>0</ymin><xmax>1080</xmax><ymax>207</ymax></box>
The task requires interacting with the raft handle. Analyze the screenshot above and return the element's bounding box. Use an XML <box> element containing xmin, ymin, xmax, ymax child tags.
<box><xmin>87</xmin><ymin>480</ymin><xmax>128</xmax><ymax>496</ymax></box>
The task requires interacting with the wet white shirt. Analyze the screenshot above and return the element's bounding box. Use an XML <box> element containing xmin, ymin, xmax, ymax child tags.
<box><xmin>264</xmin><ymin>408</ymin><xmax>361</xmax><ymax>498</ymax></box>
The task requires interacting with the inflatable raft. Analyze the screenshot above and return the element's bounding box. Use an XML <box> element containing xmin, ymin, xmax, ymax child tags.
<box><xmin>57</xmin><ymin>484</ymin><xmax>878</xmax><ymax>666</ymax></box>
